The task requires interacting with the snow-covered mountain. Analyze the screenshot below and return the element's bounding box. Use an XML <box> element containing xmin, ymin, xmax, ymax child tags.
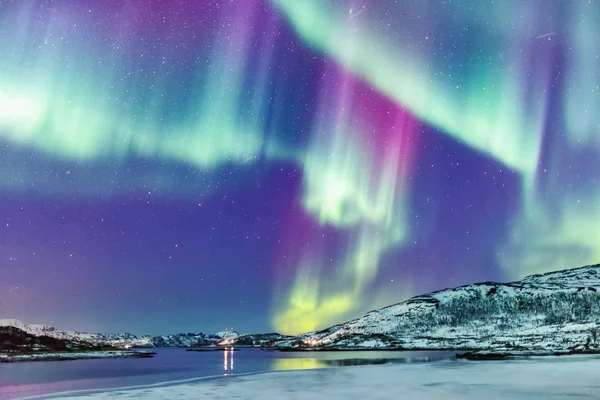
<box><xmin>287</xmin><ymin>264</ymin><xmax>600</xmax><ymax>354</ymax></box>
<box><xmin>1</xmin><ymin>324</ymin><xmax>85</xmax><ymax>352</ymax></box>
<box><xmin>151</xmin><ymin>333</ymin><xmax>219</xmax><ymax>347</ymax></box>
<box><xmin>0</xmin><ymin>320</ymin><xmax>153</xmax><ymax>348</ymax></box>
<box><xmin>8</xmin><ymin>264</ymin><xmax>599</xmax><ymax>354</ymax></box>
<box><xmin>0</xmin><ymin>320</ymin><xmax>241</xmax><ymax>348</ymax></box>
<box><xmin>215</xmin><ymin>330</ymin><xmax>240</xmax><ymax>340</ymax></box>
<box><xmin>0</xmin><ymin>319</ymin><xmax>55</xmax><ymax>336</ymax></box>
<box><xmin>234</xmin><ymin>333</ymin><xmax>293</xmax><ymax>346</ymax></box>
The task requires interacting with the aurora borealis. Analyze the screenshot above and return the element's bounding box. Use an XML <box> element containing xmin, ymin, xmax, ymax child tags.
<box><xmin>1</xmin><ymin>0</ymin><xmax>599</xmax><ymax>335</ymax></box>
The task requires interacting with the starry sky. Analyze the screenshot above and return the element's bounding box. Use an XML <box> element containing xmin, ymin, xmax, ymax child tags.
<box><xmin>1</xmin><ymin>0</ymin><xmax>599</xmax><ymax>336</ymax></box>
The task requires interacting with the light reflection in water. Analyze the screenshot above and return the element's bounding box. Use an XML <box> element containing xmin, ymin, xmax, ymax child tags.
<box><xmin>270</xmin><ymin>358</ymin><xmax>328</xmax><ymax>371</ymax></box>
<box><xmin>223</xmin><ymin>348</ymin><xmax>234</xmax><ymax>373</ymax></box>
<box><xmin>216</xmin><ymin>350</ymin><xmax>455</xmax><ymax>375</ymax></box>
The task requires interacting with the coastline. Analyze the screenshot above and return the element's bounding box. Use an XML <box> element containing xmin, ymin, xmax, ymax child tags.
<box><xmin>277</xmin><ymin>346</ymin><xmax>600</xmax><ymax>359</ymax></box>
<box><xmin>22</xmin><ymin>354</ymin><xmax>600</xmax><ymax>400</ymax></box>
<box><xmin>0</xmin><ymin>350</ymin><xmax>155</xmax><ymax>363</ymax></box>
<box><xmin>5</xmin><ymin>345</ymin><xmax>600</xmax><ymax>363</ymax></box>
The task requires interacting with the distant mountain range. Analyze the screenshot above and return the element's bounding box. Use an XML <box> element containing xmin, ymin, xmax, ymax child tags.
<box><xmin>0</xmin><ymin>324</ymin><xmax>98</xmax><ymax>353</ymax></box>
<box><xmin>0</xmin><ymin>319</ymin><xmax>292</xmax><ymax>349</ymax></box>
<box><xmin>0</xmin><ymin>319</ymin><xmax>244</xmax><ymax>348</ymax></box>
<box><xmin>0</xmin><ymin>324</ymin><xmax>157</xmax><ymax>362</ymax></box>
<box><xmin>286</xmin><ymin>264</ymin><xmax>600</xmax><ymax>355</ymax></box>
<box><xmin>3</xmin><ymin>264</ymin><xmax>600</xmax><ymax>356</ymax></box>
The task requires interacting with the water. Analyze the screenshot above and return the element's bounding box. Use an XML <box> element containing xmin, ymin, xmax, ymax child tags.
<box><xmin>0</xmin><ymin>349</ymin><xmax>456</xmax><ymax>399</ymax></box>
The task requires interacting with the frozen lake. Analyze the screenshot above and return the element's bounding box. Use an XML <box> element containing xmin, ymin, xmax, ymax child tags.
<box><xmin>22</xmin><ymin>354</ymin><xmax>600</xmax><ymax>400</ymax></box>
<box><xmin>0</xmin><ymin>348</ymin><xmax>454</xmax><ymax>399</ymax></box>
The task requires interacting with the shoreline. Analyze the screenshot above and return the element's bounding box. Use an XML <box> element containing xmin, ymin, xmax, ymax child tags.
<box><xmin>0</xmin><ymin>350</ymin><xmax>156</xmax><ymax>363</ymax></box>
<box><xmin>5</xmin><ymin>345</ymin><xmax>600</xmax><ymax>362</ymax></box>
<box><xmin>277</xmin><ymin>346</ymin><xmax>600</xmax><ymax>357</ymax></box>
<box><xmin>277</xmin><ymin>346</ymin><xmax>473</xmax><ymax>352</ymax></box>
<box><xmin>19</xmin><ymin>354</ymin><xmax>600</xmax><ymax>400</ymax></box>
<box><xmin>456</xmin><ymin>349</ymin><xmax>600</xmax><ymax>360</ymax></box>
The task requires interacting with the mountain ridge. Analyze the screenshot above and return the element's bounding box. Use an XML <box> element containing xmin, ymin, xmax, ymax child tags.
<box><xmin>0</xmin><ymin>319</ymin><xmax>244</xmax><ymax>348</ymax></box>
<box><xmin>282</xmin><ymin>263</ymin><xmax>600</xmax><ymax>354</ymax></box>
<box><xmin>4</xmin><ymin>263</ymin><xmax>600</xmax><ymax>354</ymax></box>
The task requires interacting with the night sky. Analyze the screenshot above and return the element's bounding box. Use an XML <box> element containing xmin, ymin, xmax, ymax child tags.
<box><xmin>1</xmin><ymin>0</ymin><xmax>599</xmax><ymax>336</ymax></box>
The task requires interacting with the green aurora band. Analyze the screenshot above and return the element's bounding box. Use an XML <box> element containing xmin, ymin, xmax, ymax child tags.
<box><xmin>0</xmin><ymin>1</ymin><xmax>271</xmax><ymax>173</ymax></box>
<box><xmin>270</xmin><ymin>0</ymin><xmax>600</xmax><ymax>333</ymax></box>
<box><xmin>273</xmin><ymin>68</ymin><xmax>416</xmax><ymax>333</ymax></box>
<box><xmin>1</xmin><ymin>0</ymin><xmax>599</xmax><ymax>334</ymax></box>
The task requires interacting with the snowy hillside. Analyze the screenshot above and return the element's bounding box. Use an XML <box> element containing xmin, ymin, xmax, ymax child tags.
<box><xmin>152</xmin><ymin>333</ymin><xmax>222</xmax><ymax>347</ymax></box>
<box><xmin>0</xmin><ymin>319</ymin><xmax>55</xmax><ymax>336</ymax></box>
<box><xmin>0</xmin><ymin>320</ymin><xmax>153</xmax><ymax>348</ymax></box>
<box><xmin>215</xmin><ymin>330</ymin><xmax>240</xmax><ymax>340</ymax></box>
<box><xmin>288</xmin><ymin>264</ymin><xmax>600</xmax><ymax>354</ymax></box>
<box><xmin>7</xmin><ymin>264</ymin><xmax>599</xmax><ymax>354</ymax></box>
<box><xmin>235</xmin><ymin>332</ymin><xmax>294</xmax><ymax>346</ymax></box>
<box><xmin>0</xmin><ymin>320</ymin><xmax>240</xmax><ymax>348</ymax></box>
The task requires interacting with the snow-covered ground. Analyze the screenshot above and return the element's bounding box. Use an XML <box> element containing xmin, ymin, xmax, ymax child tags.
<box><xmin>288</xmin><ymin>264</ymin><xmax>600</xmax><ymax>353</ymax></box>
<box><xmin>27</xmin><ymin>355</ymin><xmax>600</xmax><ymax>399</ymax></box>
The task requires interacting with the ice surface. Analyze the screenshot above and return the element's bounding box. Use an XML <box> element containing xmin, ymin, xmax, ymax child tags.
<box><xmin>28</xmin><ymin>355</ymin><xmax>600</xmax><ymax>399</ymax></box>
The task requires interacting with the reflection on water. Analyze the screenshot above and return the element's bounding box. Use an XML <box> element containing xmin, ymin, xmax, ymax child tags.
<box><xmin>322</xmin><ymin>357</ymin><xmax>436</xmax><ymax>367</ymax></box>
<box><xmin>223</xmin><ymin>348</ymin><xmax>234</xmax><ymax>373</ymax></box>
<box><xmin>175</xmin><ymin>349</ymin><xmax>430</xmax><ymax>376</ymax></box>
<box><xmin>270</xmin><ymin>351</ymin><xmax>454</xmax><ymax>371</ymax></box>
<box><xmin>271</xmin><ymin>358</ymin><xmax>327</xmax><ymax>371</ymax></box>
<box><xmin>0</xmin><ymin>349</ymin><xmax>458</xmax><ymax>399</ymax></box>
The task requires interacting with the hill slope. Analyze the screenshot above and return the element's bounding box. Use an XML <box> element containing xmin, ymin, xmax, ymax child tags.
<box><xmin>0</xmin><ymin>325</ymin><xmax>80</xmax><ymax>353</ymax></box>
<box><xmin>0</xmin><ymin>320</ymin><xmax>241</xmax><ymax>348</ymax></box>
<box><xmin>290</xmin><ymin>264</ymin><xmax>600</xmax><ymax>354</ymax></box>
